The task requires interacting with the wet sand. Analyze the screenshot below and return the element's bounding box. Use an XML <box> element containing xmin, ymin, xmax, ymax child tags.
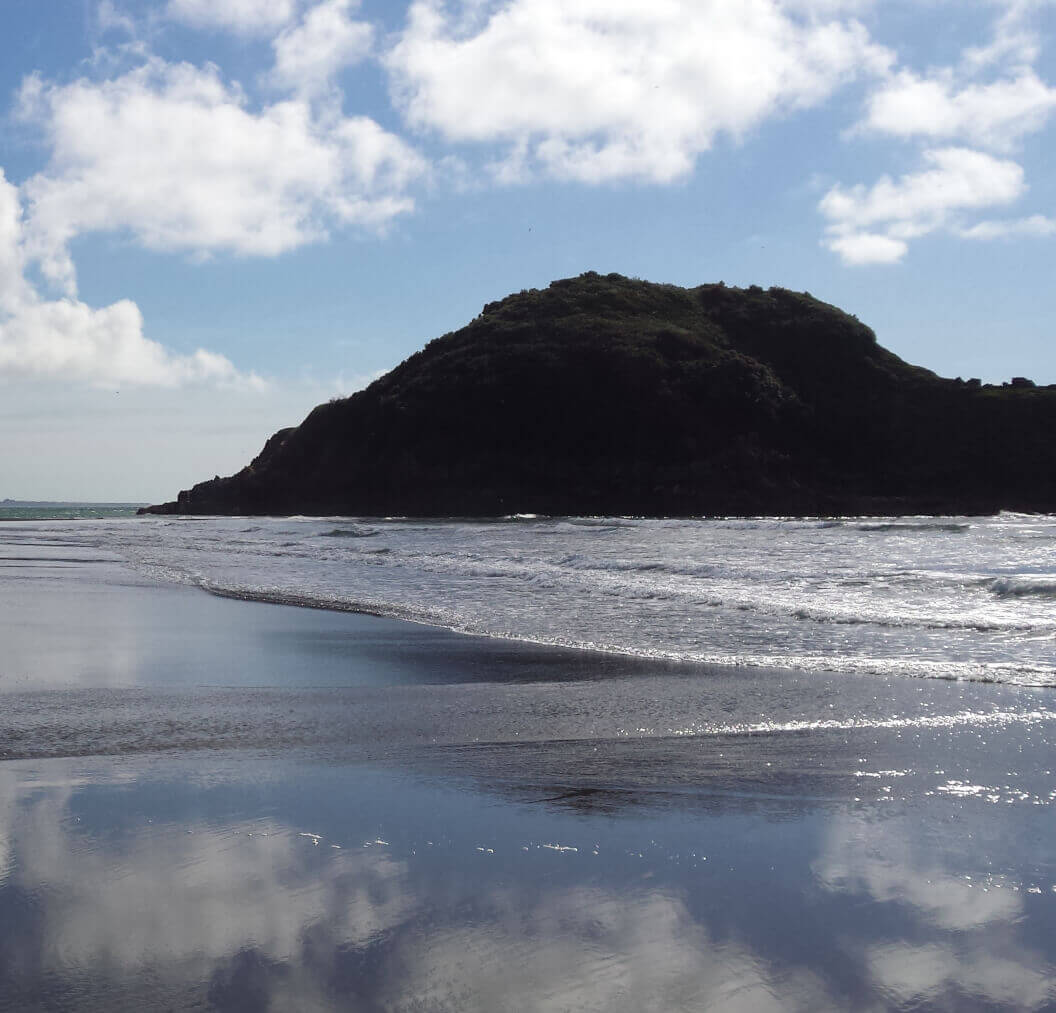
<box><xmin>1</xmin><ymin>543</ymin><xmax>1055</xmax><ymax>1009</ymax></box>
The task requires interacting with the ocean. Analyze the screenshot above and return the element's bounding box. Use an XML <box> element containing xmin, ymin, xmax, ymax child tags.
<box><xmin>1</xmin><ymin>509</ymin><xmax>1055</xmax><ymax>1009</ymax></box>
<box><xmin>6</xmin><ymin>509</ymin><xmax>1055</xmax><ymax>685</ymax></box>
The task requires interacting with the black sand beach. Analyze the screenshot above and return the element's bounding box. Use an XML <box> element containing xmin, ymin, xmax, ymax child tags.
<box><xmin>2</xmin><ymin>534</ymin><xmax>1056</xmax><ymax>1010</ymax></box>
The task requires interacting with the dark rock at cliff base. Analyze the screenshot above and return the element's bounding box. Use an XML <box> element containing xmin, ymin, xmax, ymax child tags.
<box><xmin>141</xmin><ymin>273</ymin><xmax>1056</xmax><ymax>518</ymax></box>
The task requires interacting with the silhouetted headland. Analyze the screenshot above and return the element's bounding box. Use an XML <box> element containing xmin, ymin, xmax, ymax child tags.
<box><xmin>142</xmin><ymin>273</ymin><xmax>1056</xmax><ymax>517</ymax></box>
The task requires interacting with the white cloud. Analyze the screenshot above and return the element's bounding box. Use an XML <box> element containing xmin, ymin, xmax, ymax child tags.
<box><xmin>958</xmin><ymin>212</ymin><xmax>1056</xmax><ymax>239</ymax></box>
<box><xmin>830</xmin><ymin>0</ymin><xmax>1056</xmax><ymax>263</ymax></box>
<box><xmin>271</xmin><ymin>0</ymin><xmax>375</xmax><ymax>98</ymax></box>
<box><xmin>0</xmin><ymin>297</ymin><xmax>257</xmax><ymax>389</ymax></box>
<box><xmin>861</xmin><ymin>69</ymin><xmax>1056</xmax><ymax>149</ymax></box>
<box><xmin>167</xmin><ymin>0</ymin><xmax>298</xmax><ymax>35</ymax></box>
<box><xmin>386</xmin><ymin>0</ymin><xmax>893</xmax><ymax>183</ymax></box>
<box><xmin>0</xmin><ymin>169</ymin><xmax>259</xmax><ymax>389</ymax></box>
<box><xmin>825</xmin><ymin>231</ymin><xmax>908</xmax><ymax>265</ymax></box>
<box><xmin>0</xmin><ymin>170</ymin><xmax>32</xmax><ymax>312</ymax></box>
<box><xmin>17</xmin><ymin>59</ymin><xmax>425</xmax><ymax>293</ymax></box>
<box><xmin>821</xmin><ymin>148</ymin><xmax>1025</xmax><ymax>230</ymax></box>
<box><xmin>783</xmin><ymin>0</ymin><xmax>877</xmax><ymax>11</ymax></box>
<box><xmin>3</xmin><ymin>31</ymin><xmax>424</xmax><ymax>393</ymax></box>
<box><xmin>96</xmin><ymin>0</ymin><xmax>137</xmax><ymax>36</ymax></box>
<box><xmin>820</xmin><ymin>147</ymin><xmax>1026</xmax><ymax>263</ymax></box>
<box><xmin>962</xmin><ymin>0</ymin><xmax>1051</xmax><ymax>72</ymax></box>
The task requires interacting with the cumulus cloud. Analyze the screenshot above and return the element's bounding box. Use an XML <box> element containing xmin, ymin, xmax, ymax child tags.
<box><xmin>167</xmin><ymin>0</ymin><xmax>298</xmax><ymax>35</ymax></box>
<box><xmin>958</xmin><ymin>213</ymin><xmax>1056</xmax><ymax>240</ymax></box>
<box><xmin>824</xmin><ymin>231</ymin><xmax>908</xmax><ymax>266</ymax></box>
<box><xmin>962</xmin><ymin>0</ymin><xmax>1051</xmax><ymax>72</ymax></box>
<box><xmin>860</xmin><ymin>69</ymin><xmax>1056</xmax><ymax>150</ymax></box>
<box><xmin>0</xmin><ymin>169</ymin><xmax>258</xmax><ymax>388</ymax></box>
<box><xmin>270</xmin><ymin>0</ymin><xmax>375</xmax><ymax>98</ymax></box>
<box><xmin>0</xmin><ymin>298</ymin><xmax>257</xmax><ymax>388</ymax></box>
<box><xmin>386</xmin><ymin>0</ymin><xmax>893</xmax><ymax>183</ymax></box>
<box><xmin>819</xmin><ymin>147</ymin><xmax>1026</xmax><ymax>263</ymax></box>
<box><xmin>0</xmin><ymin>171</ymin><xmax>32</xmax><ymax>311</ymax></box>
<box><xmin>823</xmin><ymin>0</ymin><xmax>1056</xmax><ymax>263</ymax></box>
<box><xmin>903</xmin><ymin>0</ymin><xmax>1056</xmax><ymax>115</ymax></box>
<box><xmin>16</xmin><ymin>58</ymin><xmax>424</xmax><ymax>293</ymax></box>
<box><xmin>3</xmin><ymin>16</ymin><xmax>426</xmax><ymax>389</ymax></box>
<box><xmin>95</xmin><ymin>0</ymin><xmax>138</xmax><ymax>37</ymax></box>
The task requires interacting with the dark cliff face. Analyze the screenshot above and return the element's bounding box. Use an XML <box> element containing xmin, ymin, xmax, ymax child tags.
<box><xmin>143</xmin><ymin>273</ymin><xmax>1056</xmax><ymax>517</ymax></box>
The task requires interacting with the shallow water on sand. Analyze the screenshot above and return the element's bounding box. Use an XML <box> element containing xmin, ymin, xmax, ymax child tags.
<box><xmin>1</xmin><ymin>519</ymin><xmax>1055</xmax><ymax>1009</ymax></box>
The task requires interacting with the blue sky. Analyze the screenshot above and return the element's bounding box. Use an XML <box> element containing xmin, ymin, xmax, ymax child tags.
<box><xmin>1</xmin><ymin>0</ymin><xmax>1055</xmax><ymax>500</ymax></box>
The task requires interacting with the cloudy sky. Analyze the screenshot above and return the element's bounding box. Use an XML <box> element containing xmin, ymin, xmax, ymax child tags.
<box><xmin>2</xmin><ymin>0</ymin><xmax>1055</xmax><ymax>501</ymax></box>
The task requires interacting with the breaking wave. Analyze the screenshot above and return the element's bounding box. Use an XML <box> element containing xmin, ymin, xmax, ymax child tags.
<box><xmin>990</xmin><ymin>576</ymin><xmax>1056</xmax><ymax>598</ymax></box>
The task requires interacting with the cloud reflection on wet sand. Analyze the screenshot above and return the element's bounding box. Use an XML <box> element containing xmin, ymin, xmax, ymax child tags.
<box><xmin>1</xmin><ymin>808</ymin><xmax>828</xmax><ymax>1009</ymax></box>
<box><xmin>815</xmin><ymin>814</ymin><xmax>1056</xmax><ymax>1009</ymax></box>
<box><xmin>0</xmin><ymin>760</ymin><xmax>1054</xmax><ymax>1011</ymax></box>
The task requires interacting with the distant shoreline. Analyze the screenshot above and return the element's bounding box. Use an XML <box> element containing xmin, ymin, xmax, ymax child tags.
<box><xmin>0</xmin><ymin>502</ymin><xmax>145</xmax><ymax>521</ymax></box>
<box><xmin>1</xmin><ymin>500</ymin><xmax>145</xmax><ymax>508</ymax></box>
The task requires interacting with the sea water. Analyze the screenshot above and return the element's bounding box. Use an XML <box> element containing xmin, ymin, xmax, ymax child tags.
<box><xmin>4</xmin><ymin>510</ymin><xmax>1053</xmax><ymax>686</ymax></box>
